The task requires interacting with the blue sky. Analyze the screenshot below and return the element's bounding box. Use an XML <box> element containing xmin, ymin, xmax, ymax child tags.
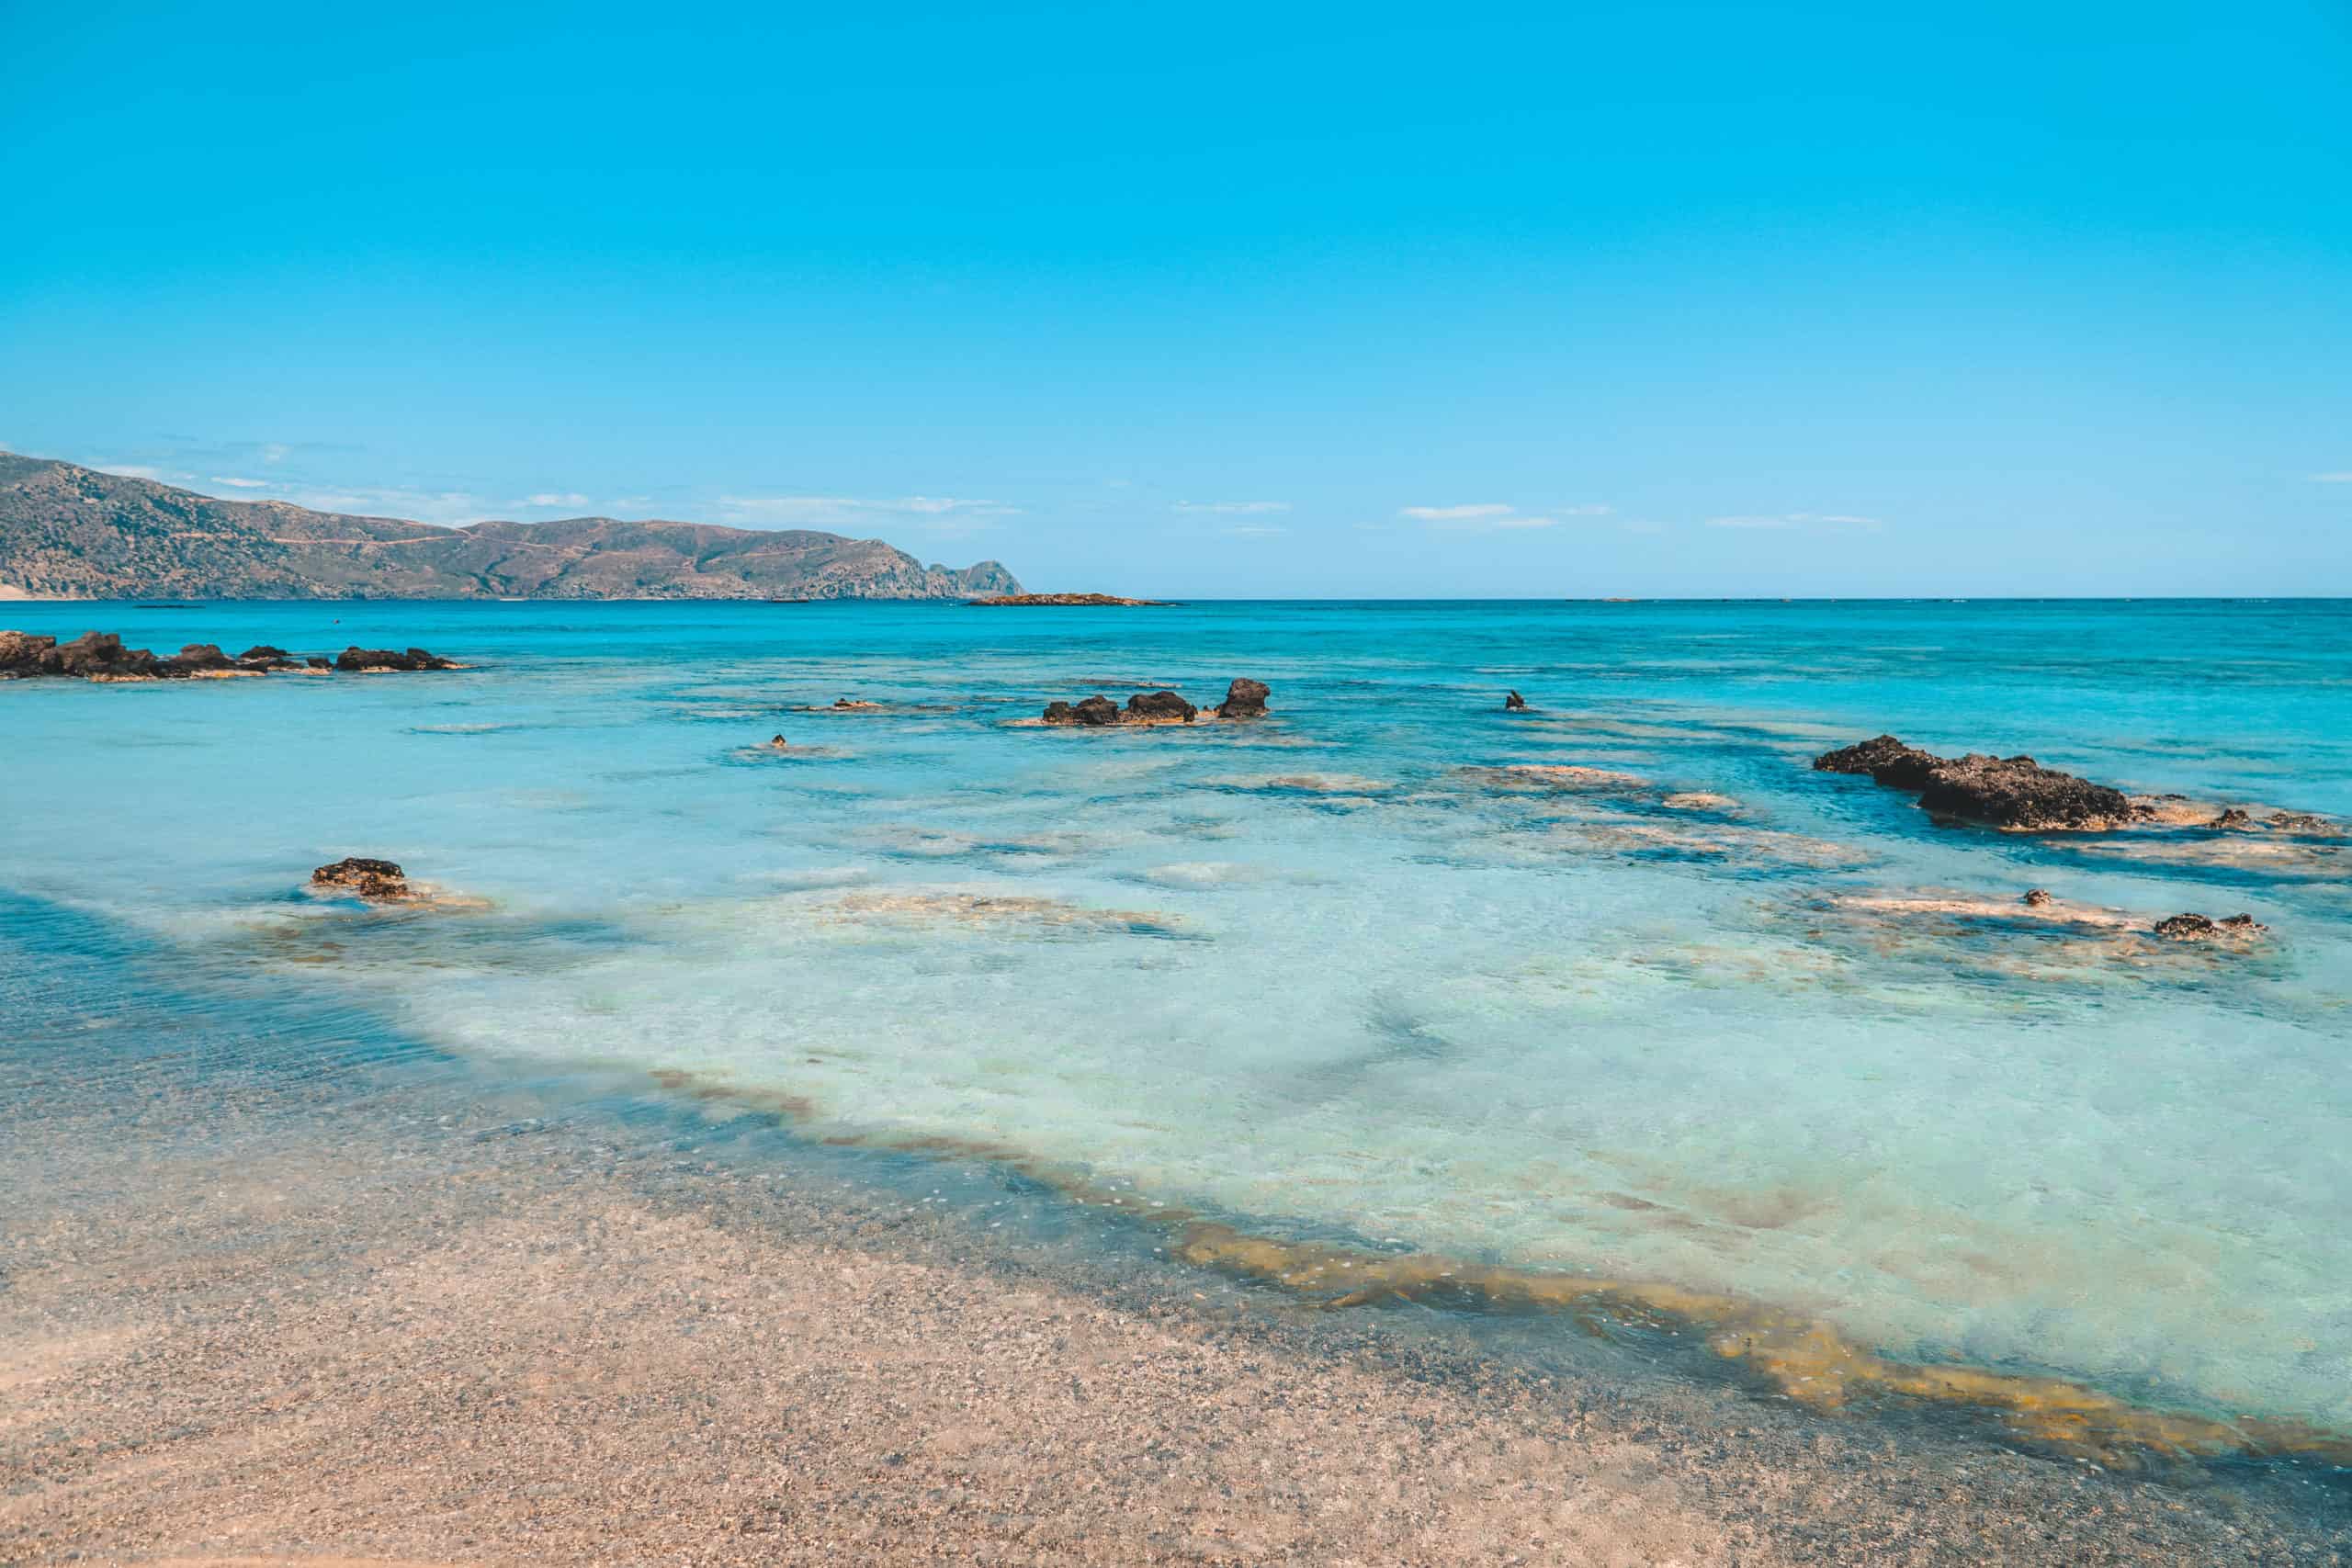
<box><xmin>4</xmin><ymin>0</ymin><xmax>2347</xmax><ymax>596</ymax></box>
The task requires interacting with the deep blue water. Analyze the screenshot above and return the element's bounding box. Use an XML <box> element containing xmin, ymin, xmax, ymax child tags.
<box><xmin>5</xmin><ymin>597</ymin><xmax>2349</xmax><ymax>1442</ymax></box>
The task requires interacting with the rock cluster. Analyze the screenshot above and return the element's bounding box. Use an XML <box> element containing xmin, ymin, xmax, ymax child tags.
<box><xmin>335</xmin><ymin>646</ymin><xmax>458</xmax><ymax>671</ymax></box>
<box><xmin>2153</xmin><ymin>912</ymin><xmax>2267</xmax><ymax>941</ymax></box>
<box><xmin>310</xmin><ymin>857</ymin><xmax>413</xmax><ymax>901</ymax></box>
<box><xmin>1040</xmin><ymin>679</ymin><xmax>1269</xmax><ymax>727</ymax></box>
<box><xmin>1504</xmin><ymin>690</ymin><xmax>1528</xmax><ymax>711</ymax></box>
<box><xmin>2</xmin><ymin>629</ymin><xmax>460</xmax><ymax>681</ymax></box>
<box><xmin>1815</xmin><ymin>735</ymin><xmax>2135</xmax><ymax>829</ymax></box>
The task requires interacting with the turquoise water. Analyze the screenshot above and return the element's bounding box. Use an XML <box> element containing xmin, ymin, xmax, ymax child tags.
<box><xmin>6</xmin><ymin>598</ymin><xmax>2350</xmax><ymax>1442</ymax></box>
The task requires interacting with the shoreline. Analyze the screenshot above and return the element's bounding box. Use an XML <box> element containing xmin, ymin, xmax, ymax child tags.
<box><xmin>6</xmin><ymin>1043</ymin><xmax>2344</xmax><ymax>1564</ymax></box>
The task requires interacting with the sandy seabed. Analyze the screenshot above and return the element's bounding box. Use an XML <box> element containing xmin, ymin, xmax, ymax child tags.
<box><xmin>3</xmin><ymin>1060</ymin><xmax>2344</xmax><ymax>1568</ymax></box>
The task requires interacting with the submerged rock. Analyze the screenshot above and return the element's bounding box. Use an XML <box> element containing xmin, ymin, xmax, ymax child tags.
<box><xmin>1504</xmin><ymin>690</ymin><xmax>1528</xmax><ymax>711</ymax></box>
<box><xmin>1126</xmin><ymin>690</ymin><xmax>1198</xmax><ymax>722</ymax></box>
<box><xmin>2023</xmin><ymin>888</ymin><xmax>2053</xmax><ymax>907</ymax></box>
<box><xmin>2211</xmin><ymin>807</ymin><xmax>2253</xmax><ymax>829</ymax></box>
<box><xmin>335</xmin><ymin>646</ymin><xmax>457</xmax><ymax>672</ymax></box>
<box><xmin>2153</xmin><ymin>912</ymin><xmax>2267</xmax><ymax>942</ymax></box>
<box><xmin>310</xmin><ymin>856</ymin><xmax>413</xmax><ymax>901</ymax></box>
<box><xmin>769</xmin><ymin>734</ymin><xmax>788</xmax><ymax>749</ymax></box>
<box><xmin>1216</xmin><ymin>677</ymin><xmax>1271</xmax><ymax>718</ymax></box>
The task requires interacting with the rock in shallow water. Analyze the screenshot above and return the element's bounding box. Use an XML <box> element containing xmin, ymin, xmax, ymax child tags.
<box><xmin>1815</xmin><ymin>735</ymin><xmax>2134</xmax><ymax>829</ymax></box>
<box><xmin>2153</xmin><ymin>912</ymin><xmax>2267</xmax><ymax>941</ymax></box>
<box><xmin>1217</xmin><ymin>678</ymin><xmax>1271</xmax><ymax>718</ymax></box>
<box><xmin>335</xmin><ymin>646</ymin><xmax>457</xmax><ymax>671</ymax></box>
<box><xmin>311</xmin><ymin>857</ymin><xmax>413</xmax><ymax>901</ymax></box>
<box><xmin>1125</xmin><ymin>690</ymin><xmax>1198</xmax><ymax>722</ymax></box>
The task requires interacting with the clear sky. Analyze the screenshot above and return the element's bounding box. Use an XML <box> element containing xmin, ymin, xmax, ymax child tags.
<box><xmin>4</xmin><ymin>1</ymin><xmax>2347</xmax><ymax>597</ymax></box>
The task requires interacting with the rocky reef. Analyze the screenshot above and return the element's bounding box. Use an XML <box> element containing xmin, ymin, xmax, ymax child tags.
<box><xmin>1038</xmin><ymin>679</ymin><xmax>1268</xmax><ymax>727</ymax></box>
<box><xmin>1814</xmin><ymin>735</ymin><xmax>2136</xmax><ymax>829</ymax></box>
<box><xmin>971</xmin><ymin>592</ymin><xmax>1168</xmax><ymax>607</ymax></box>
<box><xmin>310</xmin><ymin>857</ymin><xmax>413</xmax><ymax>901</ymax></box>
<box><xmin>1</xmin><ymin>629</ymin><xmax>462</xmax><ymax>681</ymax></box>
<box><xmin>2153</xmin><ymin>912</ymin><xmax>2268</xmax><ymax>942</ymax></box>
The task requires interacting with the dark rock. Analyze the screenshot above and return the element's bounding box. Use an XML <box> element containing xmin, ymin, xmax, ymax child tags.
<box><xmin>2154</xmin><ymin>912</ymin><xmax>2267</xmax><ymax>942</ymax></box>
<box><xmin>239</xmin><ymin>644</ymin><xmax>291</xmax><ymax>661</ymax></box>
<box><xmin>311</xmin><ymin>856</ymin><xmax>412</xmax><ymax>901</ymax></box>
<box><xmin>1813</xmin><ymin>735</ymin><xmax>1941</xmax><ymax>791</ymax></box>
<box><xmin>335</xmin><ymin>646</ymin><xmax>456</xmax><ymax>671</ymax></box>
<box><xmin>0</xmin><ymin>630</ymin><xmax>60</xmax><ymax>675</ymax></box>
<box><xmin>164</xmin><ymin>642</ymin><xmax>234</xmax><ymax>672</ymax></box>
<box><xmin>2023</xmin><ymin>888</ymin><xmax>2053</xmax><ymax>907</ymax></box>
<box><xmin>53</xmin><ymin>631</ymin><xmax>161</xmax><ymax>679</ymax></box>
<box><xmin>1504</xmin><ymin>690</ymin><xmax>1527</xmax><ymax>711</ymax></box>
<box><xmin>2267</xmin><ymin>811</ymin><xmax>2337</xmax><ymax>835</ymax></box>
<box><xmin>305</xmin><ymin>656</ymin><xmax>333</xmax><ymax>670</ymax></box>
<box><xmin>1216</xmin><ymin>678</ymin><xmax>1271</xmax><ymax>718</ymax></box>
<box><xmin>769</xmin><ymin>734</ymin><xmax>787</xmax><ymax>748</ymax></box>
<box><xmin>2210</xmin><ymin>807</ymin><xmax>2253</xmax><ymax>829</ymax></box>
<box><xmin>1914</xmin><ymin>753</ymin><xmax>2135</xmax><ymax>831</ymax></box>
<box><xmin>1041</xmin><ymin>701</ymin><xmax>1075</xmax><ymax>724</ymax></box>
<box><xmin>1125</xmin><ymin>690</ymin><xmax>1198</xmax><ymax>722</ymax></box>
<box><xmin>1071</xmin><ymin>694</ymin><xmax>1122</xmax><ymax>727</ymax></box>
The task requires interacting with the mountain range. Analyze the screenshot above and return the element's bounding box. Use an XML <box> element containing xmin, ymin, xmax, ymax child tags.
<box><xmin>0</xmin><ymin>455</ymin><xmax>1023</xmax><ymax>601</ymax></box>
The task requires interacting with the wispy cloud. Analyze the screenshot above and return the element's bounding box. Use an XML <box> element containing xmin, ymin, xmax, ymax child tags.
<box><xmin>718</xmin><ymin>495</ymin><xmax>1021</xmax><ymax>530</ymax></box>
<box><xmin>1172</xmin><ymin>500</ymin><xmax>1291</xmax><ymax>515</ymax></box>
<box><xmin>1222</xmin><ymin>524</ymin><xmax>1287</xmax><ymax>538</ymax></box>
<box><xmin>2312</xmin><ymin>472</ymin><xmax>2352</xmax><ymax>483</ymax></box>
<box><xmin>1706</xmin><ymin>512</ymin><xmax>1883</xmax><ymax>531</ymax></box>
<box><xmin>1401</xmin><ymin>502</ymin><xmax>1514</xmax><ymax>522</ymax></box>
<box><xmin>209</xmin><ymin>475</ymin><xmax>271</xmax><ymax>489</ymax></box>
<box><xmin>97</xmin><ymin>464</ymin><xmax>164</xmax><ymax>480</ymax></box>
<box><xmin>517</xmin><ymin>491</ymin><xmax>590</xmax><ymax>508</ymax></box>
<box><xmin>1405</xmin><ymin>502</ymin><xmax>1611</xmax><ymax>533</ymax></box>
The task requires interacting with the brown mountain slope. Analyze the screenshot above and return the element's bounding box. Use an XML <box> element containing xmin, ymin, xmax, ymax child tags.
<box><xmin>0</xmin><ymin>455</ymin><xmax>1023</xmax><ymax>601</ymax></box>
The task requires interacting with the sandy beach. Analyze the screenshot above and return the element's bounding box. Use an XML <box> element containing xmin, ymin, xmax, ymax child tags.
<box><xmin>6</xmin><ymin>1051</ymin><xmax>2339</xmax><ymax>1568</ymax></box>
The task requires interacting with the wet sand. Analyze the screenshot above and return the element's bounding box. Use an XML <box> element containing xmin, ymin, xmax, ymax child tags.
<box><xmin>6</xmin><ymin>1060</ymin><xmax>2344</xmax><ymax>1567</ymax></box>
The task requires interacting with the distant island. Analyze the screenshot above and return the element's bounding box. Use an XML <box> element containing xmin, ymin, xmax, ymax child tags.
<box><xmin>968</xmin><ymin>592</ymin><xmax>1169</xmax><ymax>607</ymax></box>
<box><xmin>0</xmin><ymin>454</ymin><xmax>1023</xmax><ymax>601</ymax></box>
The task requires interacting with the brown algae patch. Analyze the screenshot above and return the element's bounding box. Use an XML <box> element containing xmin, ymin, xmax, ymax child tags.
<box><xmin>1661</xmin><ymin>791</ymin><xmax>1741</xmax><ymax>812</ymax></box>
<box><xmin>619</xmin><ymin>1066</ymin><xmax>2352</xmax><ymax>1474</ymax></box>
<box><xmin>1546</xmin><ymin>815</ymin><xmax>1866</xmax><ymax>869</ymax></box>
<box><xmin>823</xmin><ymin>889</ymin><xmax>1184</xmax><ymax>936</ymax></box>
<box><xmin>2057</xmin><ymin>834</ymin><xmax>2345</xmax><ymax>879</ymax></box>
<box><xmin>1456</xmin><ymin>763</ymin><xmax>1652</xmax><ymax>793</ymax></box>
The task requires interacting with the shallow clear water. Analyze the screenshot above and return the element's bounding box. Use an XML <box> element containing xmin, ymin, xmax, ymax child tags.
<box><xmin>6</xmin><ymin>598</ymin><xmax>2350</xmax><ymax>1438</ymax></box>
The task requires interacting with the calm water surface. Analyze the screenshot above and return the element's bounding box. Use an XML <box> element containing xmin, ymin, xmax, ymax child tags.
<box><xmin>6</xmin><ymin>598</ymin><xmax>2349</xmax><ymax>1446</ymax></box>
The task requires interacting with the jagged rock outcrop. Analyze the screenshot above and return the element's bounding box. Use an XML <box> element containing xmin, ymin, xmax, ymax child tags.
<box><xmin>1504</xmin><ymin>690</ymin><xmax>1527</xmax><ymax>711</ymax></box>
<box><xmin>1815</xmin><ymin>735</ymin><xmax>2135</xmax><ymax>829</ymax></box>
<box><xmin>0</xmin><ymin>454</ymin><xmax>1023</xmax><ymax>601</ymax></box>
<box><xmin>1216</xmin><ymin>678</ymin><xmax>1271</xmax><ymax>718</ymax></box>
<box><xmin>3</xmin><ymin>627</ymin><xmax>467</xmax><ymax>681</ymax></box>
<box><xmin>311</xmin><ymin>857</ymin><xmax>413</xmax><ymax>901</ymax></box>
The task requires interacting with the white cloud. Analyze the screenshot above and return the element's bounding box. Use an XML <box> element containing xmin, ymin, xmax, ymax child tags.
<box><xmin>1706</xmin><ymin>512</ymin><xmax>1883</xmax><ymax>531</ymax></box>
<box><xmin>97</xmin><ymin>464</ymin><xmax>162</xmax><ymax>480</ymax></box>
<box><xmin>519</xmin><ymin>491</ymin><xmax>591</xmax><ymax>508</ymax></box>
<box><xmin>261</xmin><ymin>443</ymin><xmax>291</xmax><ymax>466</ymax></box>
<box><xmin>1406</xmin><ymin>501</ymin><xmax>1611</xmax><ymax>533</ymax></box>
<box><xmin>1172</xmin><ymin>500</ymin><xmax>1291</xmax><ymax>515</ymax></box>
<box><xmin>718</xmin><ymin>494</ymin><xmax>1021</xmax><ymax>528</ymax></box>
<box><xmin>1401</xmin><ymin>502</ymin><xmax>1514</xmax><ymax>521</ymax></box>
<box><xmin>2312</xmin><ymin>472</ymin><xmax>2352</xmax><ymax>483</ymax></box>
<box><xmin>209</xmin><ymin>475</ymin><xmax>271</xmax><ymax>489</ymax></box>
<box><xmin>1222</xmin><ymin>525</ymin><xmax>1287</xmax><ymax>538</ymax></box>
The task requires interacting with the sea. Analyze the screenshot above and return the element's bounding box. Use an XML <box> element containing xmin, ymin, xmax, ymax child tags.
<box><xmin>5</xmin><ymin>598</ymin><xmax>2350</xmax><ymax>1497</ymax></box>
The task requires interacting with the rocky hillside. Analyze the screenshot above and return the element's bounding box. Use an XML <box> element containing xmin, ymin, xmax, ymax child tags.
<box><xmin>0</xmin><ymin>456</ymin><xmax>1023</xmax><ymax>601</ymax></box>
